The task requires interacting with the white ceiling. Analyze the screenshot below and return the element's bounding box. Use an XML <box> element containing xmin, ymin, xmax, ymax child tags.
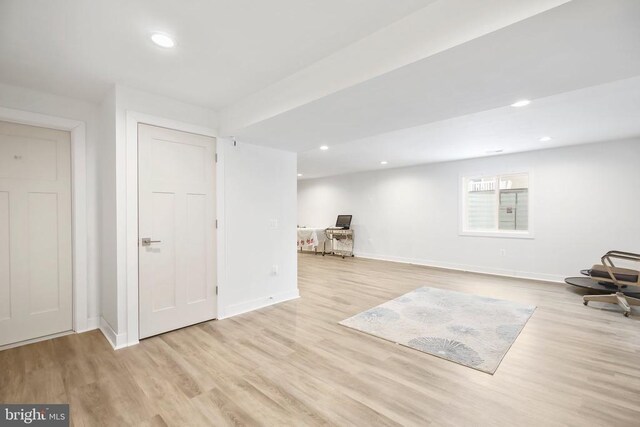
<box><xmin>297</xmin><ymin>76</ymin><xmax>640</xmax><ymax>179</ymax></box>
<box><xmin>0</xmin><ymin>0</ymin><xmax>430</xmax><ymax>108</ymax></box>
<box><xmin>2</xmin><ymin>0</ymin><xmax>639</xmax><ymax>180</ymax></box>
<box><xmin>239</xmin><ymin>0</ymin><xmax>640</xmax><ymax>152</ymax></box>
<box><xmin>221</xmin><ymin>0</ymin><xmax>640</xmax><ymax>180</ymax></box>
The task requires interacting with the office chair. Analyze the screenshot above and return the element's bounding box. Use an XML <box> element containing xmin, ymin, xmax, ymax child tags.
<box><xmin>583</xmin><ymin>251</ymin><xmax>640</xmax><ymax>317</ymax></box>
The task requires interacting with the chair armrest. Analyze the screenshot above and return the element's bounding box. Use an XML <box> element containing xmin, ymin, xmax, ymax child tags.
<box><xmin>601</xmin><ymin>251</ymin><xmax>640</xmax><ymax>266</ymax></box>
<box><xmin>601</xmin><ymin>251</ymin><xmax>640</xmax><ymax>287</ymax></box>
<box><xmin>603</xmin><ymin>250</ymin><xmax>640</xmax><ymax>259</ymax></box>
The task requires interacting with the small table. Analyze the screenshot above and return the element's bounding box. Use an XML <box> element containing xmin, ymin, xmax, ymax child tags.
<box><xmin>564</xmin><ymin>276</ymin><xmax>640</xmax><ymax>297</ymax></box>
<box><xmin>297</xmin><ymin>227</ymin><xmax>327</xmax><ymax>254</ymax></box>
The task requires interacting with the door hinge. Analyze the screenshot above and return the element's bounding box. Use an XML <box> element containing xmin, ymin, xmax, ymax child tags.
<box><xmin>215</xmin><ymin>153</ymin><xmax>218</xmax><ymax>163</ymax></box>
<box><xmin>216</xmin><ymin>286</ymin><xmax>218</xmax><ymax>295</ymax></box>
<box><xmin>215</xmin><ymin>219</ymin><xmax>218</xmax><ymax>229</ymax></box>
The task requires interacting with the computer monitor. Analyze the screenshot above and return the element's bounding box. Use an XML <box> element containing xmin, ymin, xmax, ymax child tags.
<box><xmin>335</xmin><ymin>215</ymin><xmax>352</xmax><ymax>229</ymax></box>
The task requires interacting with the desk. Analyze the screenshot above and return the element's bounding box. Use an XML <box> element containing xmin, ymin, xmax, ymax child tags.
<box><xmin>325</xmin><ymin>228</ymin><xmax>354</xmax><ymax>258</ymax></box>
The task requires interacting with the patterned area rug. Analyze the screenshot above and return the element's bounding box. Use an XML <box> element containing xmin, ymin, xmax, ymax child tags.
<box><xmin>339</xmin><ymin>287</ymin><xmax>535</xmax><ymax>374</ymax></box>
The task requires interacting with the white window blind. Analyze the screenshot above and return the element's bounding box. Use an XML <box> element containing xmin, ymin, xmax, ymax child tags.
<box><xmin>462</xmin><ymin>173</ymin><xmax>530</xmax><ymax>236</ymax></box>
<box><xmin>467</xmin><ymin>189</ymin><xmax>496</xmax><ymax>230</ymax></box>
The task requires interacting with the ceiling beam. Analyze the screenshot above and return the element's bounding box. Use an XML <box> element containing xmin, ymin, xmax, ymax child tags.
<box><xmin>219</xmin><ymin>0</ymin><xmax>570</xmax><ymax>136</ymax></box>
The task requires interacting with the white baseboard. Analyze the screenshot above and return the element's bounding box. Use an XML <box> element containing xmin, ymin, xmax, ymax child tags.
<box><xmin>99</xmin><ymin>317</ymin><xmax>128</xmax><ymax>350</ymax></box>
<box><xmin>75</xmin><ymin>316</ymin><xmax>100</xmax><ymax>333</ymax></box>
<box><xmin>86</xmin><ymin>316</ymin><xmax>100</xmax><ymax>331</ymax></box>
<box><xmin>355</xmin><ymin>252</ymin><xmax>566</xmax><ymax>283</ymax></box>
<box><xmin>219</xmin><ymin>289</ymin><xmax>300</xmax><ymax>319</ymax></box>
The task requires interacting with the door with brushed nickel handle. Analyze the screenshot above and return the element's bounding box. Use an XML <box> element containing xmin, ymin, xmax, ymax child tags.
<box><xmin>140</xmin><ymin>238</ymin><xmax>161</xmax><ymax>247</ymax></box>
<box><xmin>138</xmin><ymin>124</ymin><xmax>217</xmax><ymax>339</ymax></box>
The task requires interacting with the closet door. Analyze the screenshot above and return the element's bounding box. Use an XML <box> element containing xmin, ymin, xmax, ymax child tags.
<box><xmin>138</xmin><ymin>124</ymin><xmax>217</xmax><ymax>339</ymax></box>
<box><xmin>0</xmin><ymin>120</ymin><xmax>72</xmax><ymax>347</ymax></box>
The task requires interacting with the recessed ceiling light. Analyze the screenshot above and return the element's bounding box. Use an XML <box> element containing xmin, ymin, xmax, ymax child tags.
<box><xmin>297</xmin><ymin>173</ymin><xmax>303</xmax><ymax>177</ymax></box>
<box><xmin>511</xmin><ymin>99</ymin><xmax>531</xmax><ymax>107</ymax></box>
<box><xmin>380</xmin><ymin>161</ymin><xmax>388</xmax><ymax>165</ymax></box>
<box><xmin>539</xmin><ymin>136</ymin><xmax>552</xmax><ymax>142</ymax></box>
<box><xmin>319</xmin><ymin>145</ymin><xmax>329</xmax><ymax>151</ymax></box>
<box><xmin>486</xmin><ymin>149</ymin><xmax>504</xmax><ymax>154</ymax></box>
<box><xmin>151</xmin><ymin>33</ymin><xmax>175</xmax><ymax>48</ymax></box>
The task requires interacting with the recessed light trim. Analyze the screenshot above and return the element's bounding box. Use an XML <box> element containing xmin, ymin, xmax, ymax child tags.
<box><xmin>380</xmin><ymin>161</ymin><xmax>388</xmax><ymax>165</ymax></box>
<box><xmin>539</xmin><ymin>136</ymin><xmax>552</xmax><ymax>142</ymax></box>
<box><xmin>151</xmin><ymin>33</ymin><xmax>175</xmax><ymax>48</ymax></box>
<box><xmin>319</xmin><ymin>145</ymin><xmax>329</xmax><ymax>151</ymax></box>
<box><xmin>511</xmin><ymin>99</ymin><xmax>531</xmax><ymax>107</ymax></box>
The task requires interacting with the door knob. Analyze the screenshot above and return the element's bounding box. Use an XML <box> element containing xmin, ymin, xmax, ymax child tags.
<box><xmin>141</xmin><ymin>238</ymin><xmax>161</xmax><ymax>247</ymax></box>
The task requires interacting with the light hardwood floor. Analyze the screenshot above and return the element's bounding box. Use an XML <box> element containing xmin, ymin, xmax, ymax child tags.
<box><xmin>2</xmin><ymin>254</ymin><xmax>640</xmax><ymax>426</ymax></box>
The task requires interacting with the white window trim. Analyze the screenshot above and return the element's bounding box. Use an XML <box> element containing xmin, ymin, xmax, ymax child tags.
<box><xmin>458</xmin><ymin>169</ymin><xmax>535</xmax><ymax>239</ymax></box>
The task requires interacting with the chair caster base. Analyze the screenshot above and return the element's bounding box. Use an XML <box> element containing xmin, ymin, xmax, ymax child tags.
<box><xmin>583</xmin><ymin>301</ymin><xmax>588</xmax><ymax>306</ymax></box>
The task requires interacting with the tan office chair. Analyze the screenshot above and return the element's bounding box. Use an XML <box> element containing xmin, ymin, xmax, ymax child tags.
<box><xmin>584</xmin><ymin>251</ymin><xmax>640</xmax><ymax>317</ymax></box>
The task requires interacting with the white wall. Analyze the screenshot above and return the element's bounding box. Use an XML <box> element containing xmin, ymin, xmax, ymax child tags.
<box><xmin>0</xmin><ymin>82</ymin><xmax>299</xmax><ymax>348</ymax></box>
<box><xmin>98</xmin><ymin>85</ymin><xmax>223</xmax><ymax>340</ymax></box>
<box><xmin>98</xmin><ymin>87</ymin><xmax>117</xmax><ymax>331</ymax></box>
<box><xmin>217</xmin><ymin>139</ymin><xmax>299</xmax><ymax>318</ymax></box>
<box><xmin>298</xmin><ymin>139</ymin><xmax>640</xmax><ymax>282</ymax></box>
<box><xmin>98</xmin><ymin>85</ymin><xmax>298</xmax><ymax>346</ymax></box>
<box><xmin>0</xmin><ymin>82</ymin><xmax>101</xmax><ymax>327</ymax></box>
<box><xmin>95</xmin><ymin>84</ymin><xmax>222</xmax><ymax>342</ymax></box>
<box><xmin>0</xmin><ymin>81</ymin><xmax>299</xmax><ymax>347</ymax></box>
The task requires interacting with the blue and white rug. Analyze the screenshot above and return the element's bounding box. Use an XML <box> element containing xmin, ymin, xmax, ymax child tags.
<box><xmin>339</xmin><ymin>287</ymin><xmax>535</xmax><ymax>374</ymax></box>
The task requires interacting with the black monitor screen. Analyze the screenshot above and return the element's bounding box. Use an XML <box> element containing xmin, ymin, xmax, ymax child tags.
<box><xmin>336</xmin><ymin>215</ymin><xmax>352</xmax><ymax>229</ymax></box>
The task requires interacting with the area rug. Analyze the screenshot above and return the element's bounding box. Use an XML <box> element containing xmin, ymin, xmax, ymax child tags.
<box><xmin>339</xmin><ymin>287</ymin><xmax>535</xmax><ymax>374</ymax></box>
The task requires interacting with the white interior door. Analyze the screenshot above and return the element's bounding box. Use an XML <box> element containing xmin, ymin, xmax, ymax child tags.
<box><xmin>138</xmin><ymin>124</ymin><xmax>217</xmax><ymax>339</ymax></box>
<box><xmin>0</xmin><ymin>120</ymin><xmax>72</xmax><ymax>347</ymax></box>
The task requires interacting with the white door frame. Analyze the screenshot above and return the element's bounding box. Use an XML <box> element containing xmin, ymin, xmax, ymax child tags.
<box><xmin>0</xmin><ymin>106</ymin><xmax>89</xmax><ymax>333</ymax></box>
<box><xmin>125</xmin><ymin>111</ymin><xmax>222</xmax><ymax>346</ymax></box>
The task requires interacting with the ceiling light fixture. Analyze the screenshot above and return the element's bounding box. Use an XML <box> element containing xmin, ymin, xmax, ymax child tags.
<box><xmin>539</xmin><ymin>136</ymin><xmax>552</xmax><ymax>142</ymax></box>
<box><xmin>151</xmin><ymin>33</ymin><xmax>175</xmax><ymax>48</ymax></box>
<box><xmin>319</xmin><ymin>145</ymin><xmax>329</xmax><ymax>151</ymax></box>
<box><xmin>297</xmin><ymin>173</ymin><xmax>303</xmax><ymax>177</ymax></box>
<box><xmin>380</xmin><ymin>161</ymin><xmax>388</xmax><ymax>165</ymax></box>
<box><xmin>510</xmin><ymin>99</ymin><xmax>531</xmax><ymax>107</ymax></box>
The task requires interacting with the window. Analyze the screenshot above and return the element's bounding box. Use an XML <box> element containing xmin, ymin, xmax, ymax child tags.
<box><xmin>461</xmin><ymin>172</ymin><xmax>531</xmax><ymax>237</ymax></box>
